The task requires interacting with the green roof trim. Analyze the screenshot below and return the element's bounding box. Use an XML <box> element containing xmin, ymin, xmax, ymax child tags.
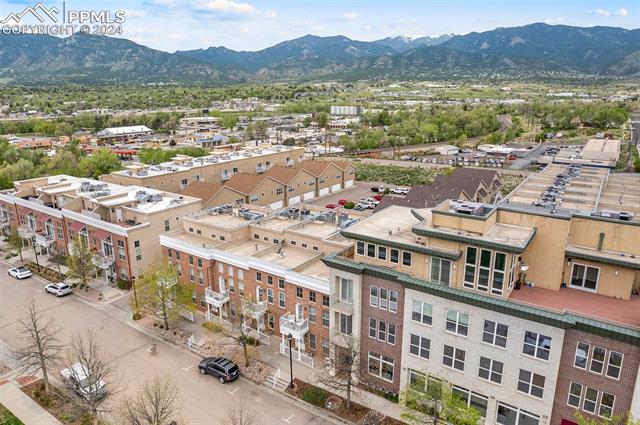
<box><xmin>410</xmin><ymin>209</ymin><xmax>425</xmax><ymax>221</ymax></box>
<box><xmin>566</xmin><ymin>247</ymin><xmax>640</xmax><ymax>270</ymax></box>
<box><xmin>321</xmin><ymin>254</ymin><xmax>640</xmax><ymax>345</ymax></box>
<box><xmin>411</xmin><ymin>226</ymin><xmax>537</xmax><ymax>254</ymax></box>
<box><xmin>340</xmin><ymin>230</ymin><xmax>461</xmax><ymax>261</ymax></box>
<box><xmin>571</xmin><ymin>212</ymin><xmax>640</xmax><ymax>227</ymax></box>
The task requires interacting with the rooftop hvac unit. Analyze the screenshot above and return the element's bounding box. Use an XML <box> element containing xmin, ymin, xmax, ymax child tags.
<box><xmin>92</xmin><ymin>189</ymin><xmax>111</xmax><ymax>197</ymax></box>
<box><xmin>148</xmin><ymin>193</ymin><xmax>163</xmax><ymax>202</ymax></box>
<box><xmin>453</xmin><ymin>203</ymin><xmax>484</xmax><ymax>216</ymax></box>
<box><xmin>222</xmin><ymin>155</ymin><xmax>231</xmax><ymax>160</ymax></box>
<box><xmin>137</xmin><ymin>170</ymin><xmax>148</xmax><ymax>176</ymax></box>
<box><xmin>619</xmin><ymin>211</ymin><xmax>633</xmax><ymax>221</ymax></box>
<box><xmin>79</xmin><ymin>181</ymin><xmax>91</xmax><ymax>192</ymax></box>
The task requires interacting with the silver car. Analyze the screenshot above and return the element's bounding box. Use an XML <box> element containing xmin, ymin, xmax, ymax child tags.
<box><xmin>45</xmin><ymin>282</ymin><xmax>72</xmax><ymax>297</ymax></box>
<box><xmin>8</xmin><ymin>266</ymin><xmax>32</xmax><ymax>279</ymax></box>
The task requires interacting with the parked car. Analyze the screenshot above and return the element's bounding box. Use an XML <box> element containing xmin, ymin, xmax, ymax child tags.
<box><xmin>338</xmin><ymin>199</ymin><xmax>348</xmax><ymax>206</ymax></box>
<box><xmin>325</xmin><ymin>203</ymin><xmax>337</xmax><ymax>209</ymax></box>
<box><xmin>8</xmin><ymin>266</ymin><xmax>32</xmax><ymax>280</ymax></box>
<box><xmin>61</xmin><ymin>362</ymin><xmax>107</xmax><ymax>400</ymax></box>
<box><xmin>373</xmin><ymin>194</ymin><xmax>383</xmax><ymax>201</ymax></box>
<box><xmin>390</xmin><ymin>187</ymin><xmax>408</xmax><ymax>195</ymax></box>
<box><xmin>354</xmin><ymin>203</ymin><xmax>367</xmax><ymax>211</ymax></box>
<box><xmin>45</xmin><ymin>282</ymin><xmax>72</xmax><ymax>297</ymax></box>
<box><xmin>198</xmin><ymin>357</ymin><xmax>240</xmax><ymax>383</ymax></box>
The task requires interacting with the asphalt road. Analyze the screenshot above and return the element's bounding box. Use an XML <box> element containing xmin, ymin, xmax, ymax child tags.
<box><xmin>0</xmin><ymin>262</ymin><xmax>324</xmax><ymax>425</ymax></box>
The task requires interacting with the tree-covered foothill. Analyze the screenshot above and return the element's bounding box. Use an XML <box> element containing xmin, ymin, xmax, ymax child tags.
<box><xmin>0</xmin><ymin>139</ymin><xmax>122</xmax><ymax>189</ymax></box>
<box><xmin>520</xmin><ymin>102</ymin><xmax>631</xmax><ymax>130</ymax></box>
<box><xmin>137</xmin><ymin>147</ymin><xmax>209</xmax><ymax>165</ymax></box>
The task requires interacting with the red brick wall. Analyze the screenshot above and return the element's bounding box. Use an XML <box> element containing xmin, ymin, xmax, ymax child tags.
<box><xmin>359</xmin><ymin>274</ymin><xmax>405</xmax><ymax>393</ymax></box>
<box><xmin>550</xmin><ymin>329</ymin><xmax>640</xmax><ymax>424</ymax></box>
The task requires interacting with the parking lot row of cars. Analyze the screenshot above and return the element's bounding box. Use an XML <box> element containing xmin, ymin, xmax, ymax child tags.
<box><xmin>8</xmin><ymin>266</ymin><xmax>72</xmax><ymax>296</ymax></box>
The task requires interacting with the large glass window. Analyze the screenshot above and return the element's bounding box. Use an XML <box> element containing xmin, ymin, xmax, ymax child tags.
<box><xmin>599</xmin><ymin>393</ymin><xmax>615</xmax><ymax>418</ymax></box>
<box><xmin>411</xmin><ymin>300</ymin><xmax>432</xmax><ymax>325</ymax></box>
<box><xmin>483</xmin><ymin>320</ymin><xmax>508</xmax><ymax>347</ymax></box>
<box><xmin>452</xmin><ymin>386</ymin><xmax>488</xmax><ymax>419</ymax></box>
<box><xmin>517</xmin><ymin>369</ymin><xmax>545</xmax><ymax>399</ymax></box>
<box><xmin>339</xmin><ymin>277</ymin><xmax>353</xmax><ymax>303</ymax></box>
<box><xmin>574</xmin><ymin>342</ymin><xmax>589</xmax><ymax>369</ymax></box>
<box><xmin>570</xmin><ymin>264</ymin><xmax>599</xmax><ymax>291</ymax></box>
<box><xmin>492</xmin><ymin>252</ymin><xmax>507</xmax><ymax>295</ymax></box>
<box><xmin>443</xmin><ymin>345</ymin><xmax>465</xmax><ymax>371</ymax></box>
<box><xmin>430</xmin><ymin>257</ymin><xmax>451</xmax><ymax>285</ymax></box>
<box><xmin>477</xmin><ymin>249</ymin><xmax>492</xmax><ymax>292</ymax></box>
<box><xmin>478</xmin><ymin>357</ymin><xmax>503</xmax><ymax>384</ymax></box>
<box><xmin>368</xmin><ymin>352</ymin><xmax>394</xmax><ymax>382</ymax></box>
<box><xmin>339</xmin><ymin>313</ymin><xmax>352</xmax><ymax>335</ymax></box>
<box><xmin>464</xmin><ymin>247</ymin><xmax>477</xmax><ymax>289</ymax></box>
<box><xmin>446</xmin><ymin>310</ymin><xmax>469</xmax><ymax>336</ymax></box>
<box><xmin>607</xmin><ymin>351</ymin><xmax>623</xmax><ymax>379</ymax></box>
<box><xmin>522</xmin><ymin>331</ymin><xmax>551</xmax><ymax>360</ymax></box>
<box><xmin>409</xmin><ymin>334</ymin><xmax>430</xmax><ymax>359</ymax></box>
<box><xmin>583</xmin><ymin>387</ymin><xmax>598</xmax><ymax>414</ymax></box>
<box><xmin>567</xmin><ymin>382</ymin><xmax>582</xmax><ymax>408</ymax></box>
<box><xmin>590</xmin><ymin>346</ymin><xmax>606</xmax><ymax>374</ymax></box>
<box><xmin>496</xmin><ymin>403</ymin><xmax>540</xmax><ymax>425</ymax></box>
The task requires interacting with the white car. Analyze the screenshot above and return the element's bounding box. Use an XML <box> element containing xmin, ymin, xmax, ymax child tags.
<box><xmin>8</xmin><ymin>266</ymin><xmax>32</xmax><ymax>279</ymax></box>
<box><xmin>391</xmin><ymin>188</ymin><xmax>409</xmax><ymax>195</ymax></box>
<box><xmin>61</xmin><ymin>362</ymin><xmax>107</xmax><ymax>400</ymax></box>
<box><xmin>45</xmin><ymin>282</ymin><xmax>72</xmax><ymax>297</ymax></box>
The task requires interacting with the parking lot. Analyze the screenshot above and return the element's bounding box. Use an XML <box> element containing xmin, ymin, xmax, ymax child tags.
<box><xmin>307</xmin><ymin>182</ymin><xmax>405</xmax><ymax>211</ymax></box>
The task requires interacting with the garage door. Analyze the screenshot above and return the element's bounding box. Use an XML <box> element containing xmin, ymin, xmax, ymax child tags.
<box><xmin>269</xmin><ymin>200</ymin><xmax>284</xmax><ymax>210</ymax></box>
<box><xmin>303</xmin><ymin>191</ymin><xmax>314</xmax><ymax>200</ymax></box>
<box><xmin>288</xmin><ymin>196</ymin><xmax>301</xmax><ymax>206</ymax></box>
<box><xmin>319</xmin><ymin>187</ymin><xmax>330</xmax><ymax>196</ymax></box>
<box><xmin>331</xmin><ymin>183</ymin><xmax>341</xmax><ymax>192</ymax></box>
<box><xmin>345</xmin><ymin>180</ymin><xmax>354</xmax><ymax>187</ymax></box>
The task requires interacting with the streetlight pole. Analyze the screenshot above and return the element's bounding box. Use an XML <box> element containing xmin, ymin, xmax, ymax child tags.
<box><xmin>287</xmin><ymin>333</ymin><xmax>294</xmax><ymax>389</ymax></box>
<box><xmin>31</xmin><ymin>237</ymin><xmax>40</xmax><ymax>271</ymax></box>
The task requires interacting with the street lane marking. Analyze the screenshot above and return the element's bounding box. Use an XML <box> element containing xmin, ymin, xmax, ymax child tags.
<box><xmin>226</xmin><ymin>387</ymin><xmax>239</xmax><ymax>396</ymax></box>
<box><xmin>181</xmin><ymin>365</ymin><xmax>194</xmax><ymax>372</ymax></box>
<box><xmin>282</xmin><ymin>414</ymin><xmax>294</xmax><ymax>423</ymax></box>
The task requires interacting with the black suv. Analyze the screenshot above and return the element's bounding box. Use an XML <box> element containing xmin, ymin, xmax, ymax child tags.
<box><xmin>198</xmin><ymin>357</ymin><xmax>240</xmax><ymax>383</ymax></box>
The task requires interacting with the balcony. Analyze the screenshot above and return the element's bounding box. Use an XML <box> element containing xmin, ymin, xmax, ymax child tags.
<box><xmin>18</xmin><ymin>225</ymin><xmax>35</xmax><ymax>239</ymax></box>
<box><xmin>92</xmin><ymin>251</ymin><xmax>114</xmax><ymax>269</ymax></box>
<box><xmin>35</xmin><ymin>233</ymin><xmax>55</xmax><ymax>247</ymax></box>
<box><xmin>256</xmin><ymin>164</ymin><xmax>267</xmax><ymax>173</ymax></box>
<box><xmin>285</xmin><ymin>159</ymin><xmax>295</xmax><ymax>166</ymax></box>
<box><xmin>221</xmin><ymin>172</ymin><xmax>233</xmax><ymax>181</ymax></box>
<box><xmin>331</xmin><ymin>297</ymin><xmax>354</xmax><ymax>315</ymax></box>
<box><xmin>205</xmin><ymin>288</ymin><xmax>230</xmax><ymax>308</ymax></box>
<box><xmin>279</xmin><ymin>341</ymin><xmax>314</xmax><ymax>368</ymax></box>
<box><xmin>0</xmin><ymin>215</ymin><xmax>9</xmax><ymax>228</ymax></box>
<box><xmin>242</xmin><ymin>299</ymin><xmax>267</xmax><ymax>320</ymax></box>
<box><xmin>279</xmin><ymin>313</ymin><xmax>309</xmax><ymax>340</ymax></box>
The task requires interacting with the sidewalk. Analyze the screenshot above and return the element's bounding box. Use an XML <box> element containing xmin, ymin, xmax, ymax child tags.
<box><xmin>0</xmin><ymin>380</ymin><xmax>62</xmax><ymax>425</ymax></box>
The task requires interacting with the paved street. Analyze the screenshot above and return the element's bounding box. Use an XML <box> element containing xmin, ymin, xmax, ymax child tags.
<box><xmin>0</xmin><ymin>261</ymin><xmax>323</xmax><ymax>425</ymax></box>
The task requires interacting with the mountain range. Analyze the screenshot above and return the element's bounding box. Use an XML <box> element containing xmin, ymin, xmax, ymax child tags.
<box><xmin>0</xmin><ymin>23</ymin><xmax>638</xmax><ymax>85</ymax></box>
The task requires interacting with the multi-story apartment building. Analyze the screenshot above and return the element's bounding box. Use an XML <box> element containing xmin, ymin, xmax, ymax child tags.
<box><xmin>0</xmin><ymin>175</ymin><xmax>201</xmax><ymax>283</ymax></box>
<box><xmin>323</xmin><ymin>164</ymin><xmax>640</xmax><ymax>425</ymax></box>
<box><xmin>159</xmin><ymin>204</ymin><xmax>363</xmax><ymax>367</ymax></box>
<box><xmin>101</xmin><ymin>145</ymin><xmax>306</xmax><ymax>193</ymax></box>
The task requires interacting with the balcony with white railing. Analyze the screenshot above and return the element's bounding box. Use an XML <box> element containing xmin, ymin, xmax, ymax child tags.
<box><xmin>35</xmin><ymin>232</ymin><xmax>55</xmax><ymax>247</ymax></box>
<box><xmin>221</xmin><ymin>172</ymin><xmax>233</xmax><ymax>181</ymax></box>
<box><xmin>242</xmin><ymin>298</ymin><xmax>267</xmax><ymax>320</ymax></box>
<box><xmin>18</xmin><ymin>225</ymin><xmax>35</xmax><ymax>239</ymax></box>
<box><xmin>92</xmin><ymin>251</ymin><xmax>115</xmax><ymax>269</ymax></box>
<box><xmin>205</xmin><ymin>288</ymin><xmax>230</xmax><ymax>308</ymax></box>
<box><xmin>279</xmin><ymin>313</ymin><xmax>309</xmax><ymax>340</ymax></box>
<box><xmin>285</xmin><ymin>159</ymin><xmax>295</xmax><ymax>166</ymax></box>
<box><xmin>279</xmin><ymin>341</ymin><xmax>314</xmax><ymax>368</ymax></box>
<box><xmin>256</xmin><ymin>164</ymin><xmax>267</xmax><ymax>173</ymax></box>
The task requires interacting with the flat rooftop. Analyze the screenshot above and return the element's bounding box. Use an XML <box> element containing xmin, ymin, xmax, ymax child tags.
<box><xmin>257</xmin><ymin>245</ymin><xmax>320</xmax><ymax>268</ymax></box>
<box><xmin>298</xmin><ymin>258</ymin><xmax>330</xmax><ymax>281</ymax></box>
<box><xmin>345</xmin><ymin>204</ymin><xmax>427</xmax><ymax>246</ymax></box>
<box><xmin>186</xmin><ymin>206</ymin><xmax>272</xmax><ymax>229</ymax></box>
<box><xmin>510</xmin><ymin>285</ymin><xmax>640</xmax><ymax>329</ymax></box>
<box><xmin>164</xmin><ymin>229</ymin><xmax>226</xmax><ymax>250</ymax></box>
<box><xmin>288</xmin><ymin>220</ymin><xmax>342</xmax><ymax>239</ymax></box>
<box><xmin>224</xmin><ymin>240</ymin><xmax>271</xmax><ymax>256</ymax></box>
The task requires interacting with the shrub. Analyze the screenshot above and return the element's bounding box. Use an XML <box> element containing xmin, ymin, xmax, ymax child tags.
<box><xmin>302</xmin><ymin>386</ymin><xmax>329</xmax><ymax>407</ymax></box>
<box><xmin>116</xmin><ymin>279</ymin><xmax>131</xmax><ymax>290</ymax></box>
<box><xmin>239</xmin><ymin>335</ymin><xmax>259</xmax><ymax>346</ymax></box>
<box><xmin>202</xmin><ymin>321</ymin><xmax>223</xmax><ymax>333</ymax></box>
<box><xmin>132</xmin><ymin>312</ymin><xmax>142</xmax><ymax>321</ymax></box>
<box><xmin>344</xmin><ymin>201</ymin><xmax>355</xmax><ymax>209</ymax></box>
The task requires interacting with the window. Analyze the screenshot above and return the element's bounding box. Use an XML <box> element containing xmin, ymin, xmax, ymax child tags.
<box><xmin>309</xmin><ymin>334</ymin><xmax>316</xmax><ymax>350</ymax></box>
<box><xmin>570</xmin><ymin>263</ymin><xmax>599</xmax><ymax>291</ymax></box>
<box><xmin>309</xmin><ymin>307</ymin><xmax>317</xmax><ymax>324</ymax></box>
<box><xmin>267</xmin><ymin>288</ymin><xmax>274</xmax><ymax>304</ymax></box>
<box><xmin>446</xmin><ymin>310</ymin><xmax>469</xmax><ymax>336</ymax></box>
<box><xmin>369</xmin><ymin>318</ymin><xmax>377</xmax><ymax>338</ymax></box>
<box><xmin>368</xmin><ymin>352</ymin><xmax>394</xmax><ymax>382</ymax></box>
<box><xmin>402</xmin><ymin>251</ymin><xmax>412</xmax><ymax>266</ymax></box>
<box><xmin>606</xmin><ymin>351</ymin><xmax>623</xmax><ymax>379</ymax></box>
<box><xmin>517</xmin><ymin>369</ymin><xmax>545</xmax><ymax>398</ymax></box>
<box><xmin>198</xmin><ymin>271</ymin><xmax>203</xmax><ymax>285</ymax></box>
<box><xmin>276</xmin><ymin>187</ymin><xmax>283</xmax><ymax>195</ymax></box>
<box><xmin>278</xmin><ymin>291</ymin><xmax>285</xmax><ymax>308</ymax></box>
<box><xmin>267</xmin><ymin>313</ymin><xmax>275</xmax><ymax>329</ymax></box>
<box><xmin>452</xmin><ymin>386</ymin><xmax>488</xmax><ymax>419</ymax></box>
<box><xmin>367</xmin><ymin>244</ymin><xmax>376</xmax><ymax>257</ymax></box>
<box><xmin>118</xmin><ymin>247</ymin><xmax>126</xmax><ymax>261</ymax></box>
<box><xmin>583</xmin><ymin>387</ymin><xmax>598</xmax><ymax>414</ymax></box>
<box><xmin>322</xmin><ymin>337</ymin><xmax>329</xmax><ymax>355</ymax></box>
<box><xmin>296</xmin><ymin>287</ymin><xmax>303</xmax><ymax>298</ymax></box>
<box><xmin>574</xmin><ymin>342</ymin><xmax>589</xmax><ymax>369</ymax></box>
<box><xmin>164</xmin><ymin>219</ymin><xmax>170</xmax><ymax>231</ymax></box>
<box><xmin>278</xmin><ymin>278</ymin><xmax>285</xmax><ymax>288</ymax></box>
<box><xmin>567</xmin><ymin>382</ymin><xmax>582</xmax><ymax>408</ymax></box>
<box><xmin>377</xmin><ymin>320</ymin><xmax>386</xmax><ymax>342</ymax></box>
<box><xmin>256</xmin><ymin>272</ymin><xmax>262</xmax><ymax>282</ymax></box>
<box><xmin>322</xmin><ymin>310</ymin><xmax>329</xmax><ymax>327</ymax></box>
<box><xmin>590</xmin><ymin>347</ymin><xmax>606</xmax><ymax>374</ymax></box>
<box><xmin>309</xmin><ymin>291</ymin><xmax>316</xmax><ymax>303</ymax></box>
<box><xmin>370</xmin><ymin>286</ymin><xmax>378</xmax><ymax>307</ymax></box>
<box><xmin>189</xmin><ymin>255</ymin><xmax>193</xmax><ymax>265</ymax></box>
<box><xmin>409</xmin><ymin>334</ymin><xmax>430</xmax><ymax>359</ymax></box>
<box><xmin>478</xmin><ymin>357</ymin><xmax>503</xmax><ymax>384</ymax></box>
<box><xmin>338</xmin><ymin>277</ymin><xmax>353</xmax><ymax>303</ymax></box>
<box><xmin>492</xmin><ymin>252</ymin><xmax>507</xmax><ymax>295</ymax></box>
<box><xmin>197</xmin><ymin>258</ymin><xmax>202</xmax><ymax>268</ymax></box>
<box><xmin>443</xmin><ymin>345</ymin><xmax>465</xmax><ymax>371</ymax></box>
<box><xmin>477</xmin><ymin>249</ymin><xmax>492</xmax><ymax>292</ymax></box>
<box><xmin>167</xmin><ymin>248</ymin><xmax>173</xmax><ymax>258</ymax></box>
<box><xmin>464</xmin><ymin>247</ymin><xmax>477</xmax><ymax>289</ymax></box>
<box><xmin>338</xmin><ymin>313</ymin><xmax>352</xmax><ymax>335</ymax></box>
<box><xmin>411</xmin><ymin>300</ymin><xmax>432</xmax><ymax>325</ymax></box>
<box><xmin>522</xmin><ymin>331</ymin><xmax>551</xmax><ymax>360</ymax></box>
<box><xmin>388</xmin><ymin>324</ymin><xmax>396</xmax><ymax>345</ymax></box>
<box><xmin>430</xmin><ymin>258</ymin><xmax>451</xmax><ymax>285</ymax></box>
<box><xmin>496</xmin><ymin>403</ymin><xmax>540</xmax><ymax>425</ymax></box>
<box><xmin>322</xmin><ymin>295</ymin><xmax>329</xmax><ymax>307</ymax></box>
<box><xmin>217</xmin><ymin>262</ymin><xmax>223</xmax><ymax>272</ymax></box>
<box><xmin>134</xmin><ymin>240</ymin><xmax>142</xmax><ymax>261</ymax></box>
<box><xmin>378</xmin><ymin>246</ymin><xmax>387</xmax><ymax>261</ymax></box>
<box><xmin>357</xmin><ymin>241</ymin><xmax>365</xmax><ymax>255</ymax></box>
<box><xmin>599</xmin><ymin>392</ymin><xmax>615</xmax><ymax>418</ymax></box>
<box><xmin>390</xmin><ymin>249</ymin><xmax>399</xmax><ymax>264</ymax></box>
<box><xmin>483</xmin><ymin>320</ymin><xmax>508</xmax><ymax>347</ymax></box>
<box><xmin>389</xmin><ymin>290</ymin><xmax>398</xmax><ymax>313</ymax></box>
<box><xmin>379</xmin><ymin>288</ymin><xmax>388</xmax><ymax>309</ymax></box>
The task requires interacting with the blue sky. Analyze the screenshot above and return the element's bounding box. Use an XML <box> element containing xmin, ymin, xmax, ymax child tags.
<box><xmin>1</xmin><ymin>0</ymin><xmax>637</xmax><ymax>51</ymax></box>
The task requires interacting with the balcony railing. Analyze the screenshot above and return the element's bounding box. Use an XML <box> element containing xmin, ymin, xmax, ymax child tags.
<box><xmin>35</xmin><ymin>233</ymin><xmax>55</xmax><ymax>247</ymax></box>
<box><xmin>221</xmin><ymin>172</ymin><xmax>233</xmax><ymax>181</ymax></box>
<box><xmin>205</xmin><ymin>288</ymin><xmax>230</xmax><ymax>308</ymax></box>
<box><xmin>92</xmin><ymin>251</ymin><xmax>115</xmax><ymax>269</ymax></box>
<box><xmin>285</xmin><ymin>159</ymin><xmax>295</xmax><ymax>166</ymax></box>
<box><xmin>18</xmin><ymin>225</ymin><xmax>35</xmax><ymax>239</ymax></box>
<box><xmin>279</xmin><ymin>313</ymin><xmax>309</xmax><ymax>340</ymax></box>
<box><xmin>331</xmin><ymin>297</ymin><xmax>354</xmax><ymax>314</ymax></box>
<box><xmin>256</xmin><ymin>165</ymin><xmax>267</xmax><ymax>173</ymax></box>
<box><xmin>279</xmin><ymin>342</ymin><xmax>314</xmax><ymax>368</ymax></box>
<box><xmin>242</xmin><ymin>299</ymin><xmax>267</xmax><ymax>320</ymax></box>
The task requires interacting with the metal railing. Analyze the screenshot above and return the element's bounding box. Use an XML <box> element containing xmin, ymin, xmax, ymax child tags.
<box><xmin>241</xmin><ymin>321</ymin><xmax>270</xmax><ymax>346</ymax></box>
<box><xmin>92</xmin><ymin>251</ymin><xmax>115</xmax><ymax>269</ymax></box>
<box><xmin>272</xmin><ymin>368</ymin><xmax>281</xmax><ymax>388</ymax></box>
<box><xmin>35</xmin><ymin>232</ymin><xmax>55</xmax><ymax>247</ymax></box>
<box><xmin>205</xmin><ymin>288</ymin><xmax>230</xmax><ymax>307</ymax></box>
<box><xmin>279</xmin><ymin>342</ymin><xmax>314</xmax><ymax>369</ymax></box>
<box><xmin>18</xmin><ymin>225</ymin><xmax>35</xmax><ymax>239</ymax></box>
<box><xmin>279</xmin><ymin>314</ymin><xmax>309</xmax><ymax>339</ymax></box>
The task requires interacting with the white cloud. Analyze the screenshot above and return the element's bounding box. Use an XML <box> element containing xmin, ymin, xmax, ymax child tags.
<box><xmin>616</xmin><ymin>8</ymin><xmax>629</xmax><ymax>16</ymax></box>
<box><xmin>201</xmin><ymin>0</ymin><xmax>256</xmax><ymax>15</ymax></box>
<box><xmin>590</xmin><ymin>8</ymin><xmax>611</xmax><ymax>17</ymax></box>
<box><xmin>544</xmin><ymin>17</ymin><xmax>565</xmax><ymax>24</ymax></box>
<box><xmin>123</xmin><ymin>9</ymin><xmax>147</xmax><ymax>19</ymax></box>
<box><xmin>343</xmin><ymin>11</ymin><xmax>359</xmax><ymax>21</ymax></box>
<box><xmin>589</xmin><ymin>8</ymin><xmax>629</xmax><ymax>17</ymax></box>
<box><xmin>240</xmin><ymin>26</ymin><xmax>249</xmax><ymax>33</ymax></box>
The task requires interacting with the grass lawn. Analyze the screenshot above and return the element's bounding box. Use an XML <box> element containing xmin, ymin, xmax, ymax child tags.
<box><xmin>355</xmin><ymin>163</ymin><xmax>452</xmax><ymax>186</ymax></box>
<box><xmin>0</xmin><ymin>403</ymin><xmax>24</xmax><ymax>425</ymax></box>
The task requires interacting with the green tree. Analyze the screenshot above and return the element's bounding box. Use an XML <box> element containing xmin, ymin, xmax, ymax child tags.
<box><xmin>66</xmin><ymin>237</ymin><xmax>96</xmax><ymax>290</ymax></box>
<box><xmin>221</xmin><ymin>115</ymin><xmax>238</xmax><ymax>130</ymax></box>
<box><xmin>7</xmin><ymin>225</ymin><xmax>24</xmax><ymax>262</ymax></box>
<box><xmin>78</xmin><ymin>148</ymin><xmax>122</xmax><ymax>179</ymax></box>
<box><xmin>54</xmin><ymin>122</ymin><xmax>74</xmax><ymax>138</ymax></box>
<box><xmin>400</xmin><ymin>372</ymin><xmax>481</xmax><ymax>425</ymax></box>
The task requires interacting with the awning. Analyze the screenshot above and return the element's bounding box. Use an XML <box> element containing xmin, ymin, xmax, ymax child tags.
<box><xmin>92</xmin><ymin>228</ymin><xmax>109</xmax><ymax>240</ymax></box>
<box><xmin>68</xmin><ymin>221</ymin><xmax>86</xmax><ymax>232</ymax></box>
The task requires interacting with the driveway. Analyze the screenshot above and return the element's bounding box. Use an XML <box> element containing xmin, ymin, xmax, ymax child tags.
<box><xmin>0</xmin><ymin>261</ymin><xmax>324</xmax><ymax>425</ymax></box>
